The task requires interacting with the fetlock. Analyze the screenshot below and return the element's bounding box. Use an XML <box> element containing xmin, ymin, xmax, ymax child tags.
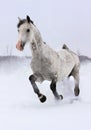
<box><xmin>38</xmin><ymin>93</ymin><xmax>47</xmax><ymax>103</ymax></box>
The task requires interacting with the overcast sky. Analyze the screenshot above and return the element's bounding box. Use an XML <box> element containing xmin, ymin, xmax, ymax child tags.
<box><xmin>0</xmin><ymin>0</ymin><xmax>91</xmax><ymax>56</ymax></box>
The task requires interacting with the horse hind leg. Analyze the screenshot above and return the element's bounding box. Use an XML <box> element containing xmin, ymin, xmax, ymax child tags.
<box><xmin>50</xmin><ymin>79</ymin><xmax>63</xmax><ymax>100</ymax></box>
<box><xmin>29</xmin><ymin>74</ymin><xmax>46</xmax><ymax>103</ymax></box>
<box><xmin>69</xmin><ymin>66</ymin><xmax>80</xmax><ymax>96</ymax></box>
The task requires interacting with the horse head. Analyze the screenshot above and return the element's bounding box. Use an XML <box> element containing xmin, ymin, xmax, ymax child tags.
<box><xmin>16</xmin><ymin>15</ymin><xmax>34</xmax><ymax>51</ymax></box>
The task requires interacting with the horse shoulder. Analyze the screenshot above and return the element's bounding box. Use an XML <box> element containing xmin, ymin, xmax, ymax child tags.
<box><xmin>42</xmin><ymin>44</ymin><xmax>58</xmax><ymax>61</ymax></box>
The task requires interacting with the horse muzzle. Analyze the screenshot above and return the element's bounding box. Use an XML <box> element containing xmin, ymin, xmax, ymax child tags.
<box><xmin>16</xmin><ymin>41</ymin><xmax>26</xmax><ymax>51</ymax></box>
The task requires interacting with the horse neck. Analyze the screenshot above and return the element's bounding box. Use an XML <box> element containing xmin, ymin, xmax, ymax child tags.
<box><xmin>30</xmin><ymin>27</ymin><xmax>44</xmax><ymax>57</ymax></box>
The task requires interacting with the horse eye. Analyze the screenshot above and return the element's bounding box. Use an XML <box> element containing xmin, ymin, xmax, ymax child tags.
<box><xmin>26</xmin><ymin>29</ymin><xmax>30</xmax><ymax>33</ymax></box>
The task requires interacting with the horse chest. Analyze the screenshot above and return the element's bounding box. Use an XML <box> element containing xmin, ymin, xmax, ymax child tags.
<box><xmin>31</xmin><ymin>57</ymin><xmax>51</xmax><ymax>71</ymax></box>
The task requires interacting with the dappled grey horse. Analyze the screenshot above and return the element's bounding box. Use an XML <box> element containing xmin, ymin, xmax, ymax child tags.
<box><xmin>16</xmin><ymin>16</ymin><xmax>80</xmax><ymax>103</ymax></box>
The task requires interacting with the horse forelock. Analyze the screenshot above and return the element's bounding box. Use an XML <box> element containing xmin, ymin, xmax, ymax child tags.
<box><xmin>17</xmin><ymin>19</ymin><xmax>26</xmax><ymax>28</ymax></box>
<box><xmin>17</xmin><ymin>18</ymin><xmax>34</xmax><ymax>28</ymax></box>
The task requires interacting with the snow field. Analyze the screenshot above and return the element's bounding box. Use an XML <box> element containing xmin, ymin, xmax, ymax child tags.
<box><xmin>0</xmin><ymin>59</ymin><xmax>91</xmax><ymax>130</ymax></box>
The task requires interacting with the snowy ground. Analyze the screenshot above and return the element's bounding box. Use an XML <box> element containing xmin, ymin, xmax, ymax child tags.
<box><xmin>0</xmin><ymin>57</ymin><xmax>91</xmax><ymax>130</ymax></box>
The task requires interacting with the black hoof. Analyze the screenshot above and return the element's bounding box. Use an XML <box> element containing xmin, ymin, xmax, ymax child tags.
<box><xmin>55</xmin><ymin>94</ymin><xmax>63</xmax><ymax>100</ymax></box>
<box><xmin>74</xmin><ymin>87</ymin><xmax>80</xmax><ymax>96</ymax></box>
<box><xmin>60</xmin><ymin>95</ymin><xmax>63</xmax><ymax>100</ymax></box>
<box><xmin>38</xmin><ymin>94</ymin><xmax>47</xmax><ymax>103</ymax></box>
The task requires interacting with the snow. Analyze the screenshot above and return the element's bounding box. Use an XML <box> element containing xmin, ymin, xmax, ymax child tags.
<box><xmin>0</xmin><ymin>57</ymin><xmax>91</xmax><ymax>130</ymax></box>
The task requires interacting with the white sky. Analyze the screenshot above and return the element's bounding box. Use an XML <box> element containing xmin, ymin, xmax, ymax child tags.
<box><xmin>0</xmin><ymin>0</ymin><xmax>91</xmax><ymax>56</ymax></box>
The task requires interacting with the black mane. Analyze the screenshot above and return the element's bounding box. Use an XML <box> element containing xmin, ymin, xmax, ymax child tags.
<box><xmin>17</xmin><ymin>19</ymin><xmax>26</xmax><ymax>28</ymax></box>
<box><xmin>17</xmin><ymin>18</ymin><xmax>34</xmax><ymax>28</ymax></box>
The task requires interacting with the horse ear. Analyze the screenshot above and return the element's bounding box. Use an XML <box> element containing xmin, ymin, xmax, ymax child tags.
<box><xmin>26</xmin><ymin>15</ymin><xmax>30</xmax><ymax>23</ymax></box>
<box><xmin>18</xmin><ymin>17</ymin><xmax>21</xmax><ymax>21</ymax></box>
<box><xmin>26</xmin><ymin>15</ymin><xmax>34</xmax><ymax>24</ymax></box>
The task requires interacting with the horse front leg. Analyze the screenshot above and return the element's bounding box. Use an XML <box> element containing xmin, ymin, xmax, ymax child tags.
<box><xmin>50</xmin><ymin>79</ymin><xmax>63</xmax><ymax>100</ymax></box>
<box><xmin>29</xmin><ymin>75</ymin><xmax>46</xmax><ymax>103</ymax></box>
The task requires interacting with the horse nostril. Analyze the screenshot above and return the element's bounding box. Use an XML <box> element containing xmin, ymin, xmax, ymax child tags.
<box><xmin>20</xmin><ymin>44</ymin><xmax>23</xmax><ymax>49</ymax></box>
<box><xmin>16</xmin><ymin>41</ymin><xmax>25</xmax><ymax>51</ymax></box>
<box><xmin>22</xmin><ymin>42</ymin><xmax>26</xmax><ymax>48</ymax></box>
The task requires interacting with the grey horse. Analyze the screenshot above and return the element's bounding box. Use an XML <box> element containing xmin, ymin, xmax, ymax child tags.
<box><xmin>16</xmin><ymin>16</ymin><xmax>80</xmax><ymax>103</ymax></box>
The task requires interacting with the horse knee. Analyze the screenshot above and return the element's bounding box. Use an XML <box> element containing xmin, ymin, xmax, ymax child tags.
<box><xmin>50</xmin><ymin>81</ymin><xmax>56</xmax><ymax>92</ymax></box>
<box><xmin>29</xmin><ymin>75</ymin><xmax>40</xmax><ymax>94</ymax></box>
<box><xmin>50</xmin><ymin>85</ymin><xmax>55</xmax><ymax>92</ymax></box>
<box><xmin>29</xmin><ymin>75</ymin><xmax>36</xmax><ymax>83</ymax></box>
